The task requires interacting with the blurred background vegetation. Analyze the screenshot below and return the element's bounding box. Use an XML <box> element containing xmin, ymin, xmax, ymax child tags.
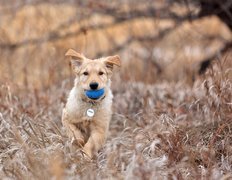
<box><xmin>0</xmin><ymin>1</ymin><xmax>232</xmax><ymax>179</ymax></box>
<box><xmin>0</xmin><ymin>0</ymin><xmax>231</xmax><ymax>89</ymax></box>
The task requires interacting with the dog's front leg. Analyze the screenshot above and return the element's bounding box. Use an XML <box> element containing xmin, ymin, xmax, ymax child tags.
<box><xmin>82</xmin><ymin>126</ymin><xmax>106</xmax><ymax>158</ymax></box>
<box><xmin>62</xmin><ymin>120</ymin><xmax>85</xmax><ymax>146</ymax></box>
<box><xmin>62</xmin><ymin>109</ymin><xmax>85</xmax><ymax>146</ymax></box>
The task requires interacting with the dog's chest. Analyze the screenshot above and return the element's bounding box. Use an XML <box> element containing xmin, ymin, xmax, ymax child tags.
<box><xmin>67</xmin><ymin>101</ymin><xmax>111</xmax><ymax>123</ymax></box>
<box><xmin>65</xmin><ymin>88</ymin><xmax>113</xmax><ymax>123</ymax></box>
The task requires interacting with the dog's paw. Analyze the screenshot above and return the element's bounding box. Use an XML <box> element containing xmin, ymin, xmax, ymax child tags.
<box><xmin>81</xmin><ymin>147</ymin><xmax>93</xmax><ymax>159</ymax></box>
<box><xmin>71</xmin><ymin>137</ymin><xmax>85</xmax><ymax>147</ymax></box>
<box><xmin>81</xmin><ymin>150</ymin><xmax>92</xmax><ymax>160</ymax></box>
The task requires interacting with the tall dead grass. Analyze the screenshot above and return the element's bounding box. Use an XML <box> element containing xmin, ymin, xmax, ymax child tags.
<box><xmin>0</xmin><ymin>55</ymin><xmax>231</xmax><ymax>179</ymax></box>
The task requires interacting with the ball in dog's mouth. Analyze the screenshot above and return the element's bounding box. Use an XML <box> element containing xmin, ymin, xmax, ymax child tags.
<box><xmin>85</xmin><ymin>88</ymin><xmax>105</xmax><ymax>100</ymax></box>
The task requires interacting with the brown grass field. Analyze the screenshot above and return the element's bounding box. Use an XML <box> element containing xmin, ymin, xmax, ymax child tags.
<box><xmin>0</xmin><ymin>1</ymin><xmax>232</xmax><ymax>179</ymax></box>
<box><xmin>1</xmin><ymin>58</ymin><xmax>232</xmax><ymax>179</ymax></box>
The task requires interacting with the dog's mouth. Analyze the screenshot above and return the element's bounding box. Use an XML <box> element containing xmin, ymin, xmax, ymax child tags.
<box><xmin>84</xmin><ymin>88</ymin><xmax>105</xmax><ymax>100</ymax></box>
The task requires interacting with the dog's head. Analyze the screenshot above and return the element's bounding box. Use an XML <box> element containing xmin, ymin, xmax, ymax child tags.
<box><xmin>65</xmin><ymin>49</ymin><xmax>121</xmax><ymax>99</ymax></box>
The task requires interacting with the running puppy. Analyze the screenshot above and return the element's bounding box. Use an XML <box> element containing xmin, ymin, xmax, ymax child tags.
<box><xmin>62</xmin><ymin>49</ymin><xmax>121</xmax><ymax>158</ymax></box>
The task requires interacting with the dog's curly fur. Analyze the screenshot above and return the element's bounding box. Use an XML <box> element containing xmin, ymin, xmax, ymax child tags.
<box><xmin>62</xmin><ymin>49</ymin><xmax>121</xmax><ymax>158</ymax></box>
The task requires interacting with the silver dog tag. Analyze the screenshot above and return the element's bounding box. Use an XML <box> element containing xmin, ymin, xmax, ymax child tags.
<box><xmin>86</xmin><ymin>108</ymin><xmax>94</xmax><ymax>117</ymax></box>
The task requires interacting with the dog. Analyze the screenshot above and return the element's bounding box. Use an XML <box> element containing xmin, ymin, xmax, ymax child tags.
<box><xmin>62</xmin><ymin>49</ymin><xmax>121</xmax><ymax>158</ymax></box>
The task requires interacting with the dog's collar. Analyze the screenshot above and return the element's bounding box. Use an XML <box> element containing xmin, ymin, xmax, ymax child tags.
<box><xmin>81</xmin><ymin>95</ymin><xmax>106</xmax><ymax>105</ymax></box>
<box><xmin>82</xmin><ymin>95</ymin><xmax>106</xmax><ymax>118</ymax></box>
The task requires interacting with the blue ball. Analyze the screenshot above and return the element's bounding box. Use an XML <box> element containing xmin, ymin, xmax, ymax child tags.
<box><xmin>85</xmin><ymin>88</ymin><xmax>105</xmax><ymax>99</ymax></box>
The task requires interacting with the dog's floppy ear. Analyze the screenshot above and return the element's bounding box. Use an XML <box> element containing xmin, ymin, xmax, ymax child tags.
<box><xmin>65</xmin><ymin>49</ymin><xmax>85</xmax><ymax>72</ymax></box>
<box><xmin>104</xmin><ymin>55</ymin><xmax>121</xmax><ymax>70</ymax></box>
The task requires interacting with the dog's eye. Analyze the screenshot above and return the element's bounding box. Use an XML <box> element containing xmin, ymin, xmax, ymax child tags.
<box><xmin>99</xmin><ymin>71</ymin><xmax>104</xmax><ymax>75</ymax></box>
<box><xmin>83</xmin><ymin>72</ymin><xmax>89</xmax><ymax>76</ymax></box>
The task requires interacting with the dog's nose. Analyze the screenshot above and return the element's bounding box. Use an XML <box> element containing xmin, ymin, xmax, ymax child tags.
<box><xmin>89</xmin><ymin>82</ymin><xmax>98</xmax><ymax>90</ymax></box>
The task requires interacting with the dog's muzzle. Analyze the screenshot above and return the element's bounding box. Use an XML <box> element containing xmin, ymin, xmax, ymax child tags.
<box><xmin>85</xmin><ymin>88</ymin><xmax>105</xmax><ymax>100</ymax></box>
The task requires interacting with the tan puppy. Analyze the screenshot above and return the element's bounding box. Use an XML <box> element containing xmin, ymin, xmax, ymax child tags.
<box><xmin>62</xmin><ymin>49</ymin><xmax>121</xmax><ymax>158</ymax></box>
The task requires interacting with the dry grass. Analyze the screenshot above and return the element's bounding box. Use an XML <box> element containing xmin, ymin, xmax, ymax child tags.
<box><xmin>0</xmin><ymin>1</ymin><xmax>232</xmax><ymax>179</ymax></box>
<box><xmin>0</xmin><ymin>57</ymin><xmax>231</xmax><ymax>179</ymax></box>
